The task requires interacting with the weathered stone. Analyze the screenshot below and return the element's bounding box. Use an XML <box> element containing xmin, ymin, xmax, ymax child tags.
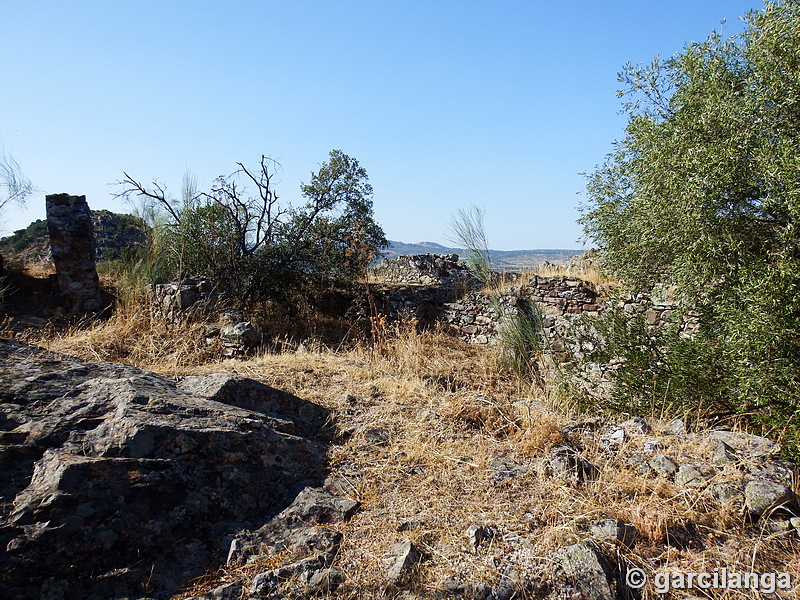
<box><xmin>555</xmin><ymin>541</ymin><xmax>615</xmax><ymax>600</ymax></box>
<box><xmin>711</xmin><ymin>483</ymin><xmax>745</xmax><ymax>509</ymax></box>
<box><xmin>185</xmin><ymin>581</ymin><xmax>243</xmax><ymax>600</ymax></box>
<box><xmin>0</xmin><ymin>339</ymin><xmax>329</xmax><ymax>598</ymax></box>
<box><xmin>386</xmin><ymin>538</ymin><xmax>421</xmax><ymax>582</ymax></box>
<box><xmin>589</xmin><ymin>519</ymin><xmax>639</xmax><ymax>547</ymax></box>
<box><xmin>744</xmin><ymin>479</ymin><xmax>795</xmax><ymax>517</ymax></box>
<box><xmin>675</xmin><ymin>465</ymin><xmax>714</xmax><ymax>488</ymax></box>
<box><xmin>713</xmin><ymin>441</ymin><xmax>739</xmax><ymax>465</ymax></box>
<box><xmin>45</xmin><ymin>194</ymin><xmax>102</xmax><ymax>314</ymax></box>
<box><xmin>746</xmin><ymin>458</ymin><xmax>798</xmax><ymax>489</ymax></box>
<box><xmin>705</xmin><ymin>430</ymin><xmax>780</xmax><ymax>458</ymax></box>
<box><xmin>662</xmin><ymin>418</ymin><xmax>685</xmax><ymax>435</ymax></box>
<box><xmin>649</xmin><ymin>454</ymin><xmax>679</xmax><ymax>478</ymax></box>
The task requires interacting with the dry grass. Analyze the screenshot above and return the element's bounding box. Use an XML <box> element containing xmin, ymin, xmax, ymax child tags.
<box><xmin>26</xmin><ymin>291</ymin><xmax>220</xmax><ymax>373</ymax></box>
<box><xmin>28</xmin><ymin>300</ymin><xmax>800</xmax><ymax>599</ymax></box>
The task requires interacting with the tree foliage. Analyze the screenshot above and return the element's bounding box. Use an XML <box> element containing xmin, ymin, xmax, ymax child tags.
<box><xmin>580</xmin><ymin>1</ymin><xmax>800</xmax><ymax>449</ymax></box>
<box><xmin>116</xmin><ymin>150</ymin><xmax>387</xmax><ymax>305</ymax></box>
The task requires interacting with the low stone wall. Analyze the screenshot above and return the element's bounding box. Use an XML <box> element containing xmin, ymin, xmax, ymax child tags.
<box><xmin>442</xmin><ymin>276</ymin><xmax>602</xmax><ymax>346</ymax></box>
<box><xmin>149</xmin><ymin>277</ymin><xmax>217</xmax><ymax>321</ymax></box>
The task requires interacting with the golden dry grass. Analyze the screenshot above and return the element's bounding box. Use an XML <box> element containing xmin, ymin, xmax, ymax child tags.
<box><xmin>29</xmin><ymin>301</ymin><xmax>800</xmax><ymax>600</ymax></box>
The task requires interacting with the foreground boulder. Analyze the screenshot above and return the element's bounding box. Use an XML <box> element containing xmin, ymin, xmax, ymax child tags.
<box><xmin>0</xmin><ymin>340</ymin><xmax>330</xmax><ymax>599</ymax></box>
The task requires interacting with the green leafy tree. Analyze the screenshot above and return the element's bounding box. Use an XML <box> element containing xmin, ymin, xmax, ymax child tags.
<box><xmin>116</xmin><ymin>150</ymin><xmax>386</xmax><ymax>305</ymax></box>
<box><xmin>580</xmin><ymin>1</ymin><xmax>800</xmax><ymax>450</ymax></box>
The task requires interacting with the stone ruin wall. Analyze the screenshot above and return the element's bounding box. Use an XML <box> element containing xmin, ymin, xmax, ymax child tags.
<box><xmin>371</xmin><ymin>255</ymin><xmax>694</xmax><ymax>355</ymax></box>
<box><xmin>369</xmin><ymin>253</ymin><xmax>480</xmax><ymax>290</ymax></box>
<box><xmin>45</xmin><ymin>193</ymin><xmax>102</xmax><ymax>314</ymax></box>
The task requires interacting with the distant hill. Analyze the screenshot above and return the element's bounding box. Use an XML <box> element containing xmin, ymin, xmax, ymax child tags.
<box><xmin>377</xmin><ymin>241</ymin><xmax>584</xmax><ymax>271</ymax></box>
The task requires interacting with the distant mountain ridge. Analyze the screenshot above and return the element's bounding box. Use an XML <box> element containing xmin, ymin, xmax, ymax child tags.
<box><xmin>379</xmin><ymin>241</ymin><xmax>584</xmax><ymax>271</ymax></box>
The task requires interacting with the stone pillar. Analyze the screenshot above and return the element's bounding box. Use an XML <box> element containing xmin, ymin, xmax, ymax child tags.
<box><xmin>46</xmin><ymin>194</ymin><xmax>102</xmax><ymax>313</ymax></box>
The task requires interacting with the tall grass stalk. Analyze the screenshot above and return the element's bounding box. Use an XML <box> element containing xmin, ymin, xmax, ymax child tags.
<box><xmin>447</xmin><ymin>205</ymin><xmax>491</xmax><ymax>287</ymax></box>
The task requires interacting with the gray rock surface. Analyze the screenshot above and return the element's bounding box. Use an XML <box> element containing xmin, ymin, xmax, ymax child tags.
<box><xmin>0</xmin><ymin>339</ymin><xmax>330</xmax><ymax>599</ymax></box>
<box><xmin>386</xmin><ymin>538</ymin><xmax>422</xmax><ymax>582</ymax></box>
<box><xmin>744</xmin><ymin>479</ymin><xmax>795</xmax><ymax>517</ymax></box>
<box><xmin>555</xmin><ymin>541</ymin><xmax>615</xmax><ymax>600</ymax></box>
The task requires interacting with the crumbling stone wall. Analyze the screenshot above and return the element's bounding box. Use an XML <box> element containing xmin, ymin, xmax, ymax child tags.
<box><xmin>370</xmin><ymin>253</ymin><xmax>480</xmax><ymax>290</ymax></box>
<box><xmin>45</xmin><ymin>193</ymin><xmax>102</xmax><ymax>313</ymax></box>
<box><xmin>149</xmin><ymin>276</ymin><xmax>217</xmax><ymax>321</ymax></box>
<box><xmin>443</xmin><ymin>277</ymin><xmax>602</xmax><ymax>348</ymax></box>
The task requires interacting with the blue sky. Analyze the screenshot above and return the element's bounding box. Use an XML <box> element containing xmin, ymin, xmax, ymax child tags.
<box><xmin>2</xmin><ymin>1</ymin><xmax>759</xmax><ymax>250</ymax></box>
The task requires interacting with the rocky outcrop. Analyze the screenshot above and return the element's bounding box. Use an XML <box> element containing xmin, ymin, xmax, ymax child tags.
<box><xmin>45</xmin><ymin>194</ymin><xmax>102</xmax><ymax>313</ymax></box>
<box><xmin>0</xmin><ymin>340</ymin><xmax>332</xmax><ymax>599</ymax></box>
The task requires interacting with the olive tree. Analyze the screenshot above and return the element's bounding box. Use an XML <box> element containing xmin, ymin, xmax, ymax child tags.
<box><xmin>580</xmin><ymin>1</ymin><xmax>800</xmax><ymax>451</ymax></box>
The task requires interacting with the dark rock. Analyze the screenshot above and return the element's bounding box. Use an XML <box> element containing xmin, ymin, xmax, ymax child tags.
<box><xmin>0</xmin><ymin>339</ymin><xmax>329</xmax><ymax>599</ymax></box>
<box><xmin>559</xmin><ymin>418</ymin><xmax>605</xmax><ymax>446</ymax></box>
<box><xmin>490</xmin><ymin>457</ymin><xmax>529</xmax><ymax>482</ymax></box>
<box><xmin>220</xmin><ymin>321</ymin><xmax>261</xmax><ymax>354</ymax></box>
<box><xmin>397</xmin><ymin>520</ymin><xmax>424</xmax><ymax>532</ymax></box>
<box><xmin>619</xmin><ymin>416</ymin><xmax>651</xmax><ymax>434</ymax></box>
<box><xmin>178</xmin><ymin>373</ymin><xmax>329</xmax><ymax>438</ymax></box>
<box><xmin>465</xmin><ymin>524</ymin><xmax>495</xmax><ymax>549</ymax></box>
<box><xmin>45</xmin><ymin>194</ymin><xmax>102</xmax><ymax>314</ymax></box>
<box><xmin>548</xmin><ymin>445</ymin><xmax>600</xmax><ymax>484</ymax></box>
<box><xmin>306</xmin><ymin>566</ymin><xmax>346</xmax><ymax>595</ymax></box>
<box><xmin>627</xmin><ymin>452</ymin><xmax>652</xmax><ymax>476</ymax></box>
<box><xmin>364</xmin><ymin>426</ymin><xmax>391</xmax><ymax>445</ymax></box>
<box><xmin>489</xmin><ymin>566</ymin><xmax>520</xmax><ymax>600</ymax></box>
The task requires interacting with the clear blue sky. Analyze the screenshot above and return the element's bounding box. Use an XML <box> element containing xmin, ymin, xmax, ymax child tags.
<box><xmin>1</xmin><ymin>1</ymin><xmax>758</xmax><ymax>250</ymax></box>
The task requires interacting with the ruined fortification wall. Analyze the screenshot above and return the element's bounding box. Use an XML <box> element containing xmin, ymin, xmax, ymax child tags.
<box><xmin>371</xmin><ymin>255</ymin><xmax>692</xmax><ymax>354</ymax></box>
<box><xmin>370</xmin><ymin>253</ymin><xmax>480</xmax><ymax>290</ymax></box>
